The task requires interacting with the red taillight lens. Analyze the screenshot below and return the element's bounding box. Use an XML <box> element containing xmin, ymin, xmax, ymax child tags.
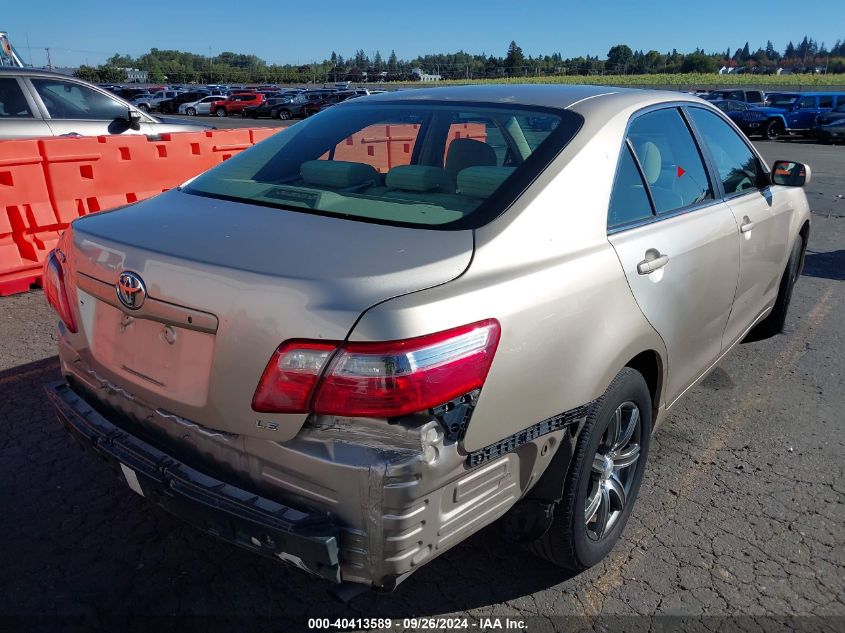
<box><xmin>251</xmin><ymin>320</ymin><xmax>501</xmax><ymax>418</ymax></box>
<box><xmin>43</xmin><ymin>250</ymin><xmax>77</xmax><ymax>333</ymax></box>
<box><xmin>251</xmin><ymin>341</ymin><xmax>337</xmax><ymax>413</ymax></box>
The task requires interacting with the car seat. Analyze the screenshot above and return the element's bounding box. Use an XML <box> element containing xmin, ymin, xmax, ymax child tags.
<box><xmin>636</xmin><ymin>141</ymin><xmax>683</xmax><ymax>212</ymax></box>
<box><xmin>445</xmin><ymin>138</ymin><xmax>497</xmax><ymax>185</ymax></box>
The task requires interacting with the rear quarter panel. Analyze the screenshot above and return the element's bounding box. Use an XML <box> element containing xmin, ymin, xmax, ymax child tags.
<box><xmin>351</xmin><ymin>99</ymin><xmax>668</xmax><ymax>452</ymax></box>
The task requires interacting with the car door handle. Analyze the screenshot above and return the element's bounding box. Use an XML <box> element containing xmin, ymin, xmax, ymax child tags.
<box><xmin>740</xmin><ymin>217</ymin><xmax>756</xmax><ymax>233</ymax></box>
<box><xmin>637</xmin><ymin>252</ymin><xmax>670</xmax><ymax>275</ymax></box>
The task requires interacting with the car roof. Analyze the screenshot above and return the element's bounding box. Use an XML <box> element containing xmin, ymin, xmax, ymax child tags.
<box><xmin>342</xmin><ymin>84</ymin><xmax>702</xmax><ymax>112</ymax></box>
<box><xmin>0</xmin><ymin>67</ymin><xmax>73</xmax><ymax>78</ymax></box>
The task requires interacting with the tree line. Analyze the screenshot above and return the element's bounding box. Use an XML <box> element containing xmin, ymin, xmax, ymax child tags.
<box><xmin>73</xmin><ymin>36</ymin><xmax>845</xmax><ymax>85</ymax></box>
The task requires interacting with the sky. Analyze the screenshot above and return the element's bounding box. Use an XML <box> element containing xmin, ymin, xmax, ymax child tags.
<box><xmin>5</xmin><ymin>0</ymin><xmax>844</xmax><ymax>69</ymax></box>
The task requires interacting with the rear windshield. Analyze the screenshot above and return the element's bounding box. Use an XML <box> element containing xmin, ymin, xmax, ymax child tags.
<box><xmin>184</xmin><ymin>102</ymin><xmax>582</xmax><ymax>229</ymax></box>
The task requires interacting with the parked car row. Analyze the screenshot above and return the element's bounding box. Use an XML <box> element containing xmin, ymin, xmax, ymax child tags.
<box><xmin>735</xmin><ymin>92</ymin><xmax>845</xmax><ymax>142</ymax></box>
<box><xmin>687</xmin><ymin>89</ymin><xmax>845</xmax><ymax>144</ymax></box>
<box><xmin>0</xmin><ymin>68</ymin><xmax>211</xmax><ymax>140</ymax></box>
<box><xmin>185</xmin><ymin>87</ymin><xmax>371</xmax><ymax>120</ymax></box>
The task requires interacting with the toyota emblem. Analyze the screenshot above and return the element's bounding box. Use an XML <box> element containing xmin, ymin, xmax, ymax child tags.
<box><xmin>116</xmin><ymin>271</ymin><xmax>146</xmax><ymax>310</ymax></box>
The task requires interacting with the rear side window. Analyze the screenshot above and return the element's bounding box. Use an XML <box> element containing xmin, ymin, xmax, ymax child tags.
<box><xmin>819</xmin><ymin>95</ymin><xmax>834</xmax><ymax>108</ymax></box>
<box><xmin>627</xmin><ymin>108</ymin><xmax>712</xmax><ymax>215</ymax></box>
<box><xmin>687</xmin><ymin>108</ymin><xmax>766</xmax><ymax>196</ymax></box>
<box><xmin>184</xmin><ymin>102</ymin><xmax>582</xmax><ymax>229</ymax></box>
<box><xmin>608</xmin><ymin>145</ymin><xmax>654</xmax><ymax>229</ymax></box>
<box><xmin>0</xmin><ymin>78</ymin><xmax>32</xmax><ymax>118</ymax></box>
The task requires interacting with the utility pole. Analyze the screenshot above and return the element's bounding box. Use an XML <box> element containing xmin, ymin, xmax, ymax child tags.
<box><xmin>44</xmin><ymin>47</ymin><xmax>52</xmax><ymax>70</ymax></box>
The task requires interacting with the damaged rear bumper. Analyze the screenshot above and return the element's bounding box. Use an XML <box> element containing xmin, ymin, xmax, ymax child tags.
<box><xmin>45</xmin><ymin>381</ymin><xmax>342</xmax><ymax>583</ymax></box>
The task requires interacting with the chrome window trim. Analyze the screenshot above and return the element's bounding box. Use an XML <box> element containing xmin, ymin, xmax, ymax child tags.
<box><xmin>607</xmin><ymin>198</ymin><xmax>725</xmax><ymax>235</ymax></box>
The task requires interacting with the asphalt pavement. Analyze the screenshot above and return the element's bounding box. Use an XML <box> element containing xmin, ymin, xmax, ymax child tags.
<box><xmin>0</xmin><ymin>137</ymin><xmax>843</xmax><ymax>633</ymax></box>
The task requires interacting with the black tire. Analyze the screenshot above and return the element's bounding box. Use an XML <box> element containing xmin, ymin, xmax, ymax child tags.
<box><xmin>138</xmin><ymin>104</ymin><xmax>149</xmax><ymax>112</ymax></box>
<box><xmin>529</xmin><ymin>368</ymin><xmax>652</xmax><ymax>572</ymax></box>
<box><xmin>278</xmin><ymin>109</ymin><xmax>291</xmax><ymax>120</ymax></box>
<box><xmin>764</xmin><ymin>119</ymin><xmax>784</xmax><ymax>141</ymax></box>
<box><xmin>215</xmin><ymin>108</ymin><xmax>227</xmax><ymax>117</ymax></box>
<box><xmin>185</xmin><ymin>107</ymin><xmax>196</xmax><ymax>116</ymax></box>
<box><xmin>751</xmin><ymin>236</ymin><xmax>803</xmax><ymax>338</ymax></box>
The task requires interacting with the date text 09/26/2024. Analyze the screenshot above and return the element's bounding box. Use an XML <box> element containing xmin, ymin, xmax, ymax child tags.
<box><xmin>307</xmin><ymin>617</ymin><xmax>528</xmax><ymax>630</ymax></box>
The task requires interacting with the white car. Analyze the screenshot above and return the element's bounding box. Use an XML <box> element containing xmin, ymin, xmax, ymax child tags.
<box><xmin>178</xmin><ymin>95</ymin><xmax>226</xmax><ymax>116</ymax></box>
<box><xmin>131</xmin><ymin>90</ymin><xmax>178</xmax><ymax>112</ymax></box>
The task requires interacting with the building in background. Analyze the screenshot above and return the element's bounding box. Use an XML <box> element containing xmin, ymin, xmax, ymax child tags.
<box><xmin>411</xmin><ymin>67</ymin><xmax>442</xmax><ymax>82</ymax></box>
<box><xmin>123</xmin><ymin>68</ymin><xmax>149</xmax><ymax>83</ymax></box>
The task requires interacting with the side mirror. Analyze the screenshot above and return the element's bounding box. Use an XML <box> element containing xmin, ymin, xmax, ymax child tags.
<box><xmin>771</xmin><ymin>160</ymin><xmax>811</xmax><ymax>187</ymax></box>
<box><xmin>128</xmin><ymin>109</ymin><xmax>142</xmax><ymax>125</ymax></box>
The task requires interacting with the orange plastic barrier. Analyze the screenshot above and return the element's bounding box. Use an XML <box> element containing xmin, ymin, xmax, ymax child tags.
<box><xmin>40</xmin><ymin>135</ymin><xmax>169</xmax><ymax>221</ymax></box>
<box><xmin>249</xmin><ymin>128</ymin><xmax>280</xmax><ymax>144</ymax></box>
<box><xmin>327</xmin><ymin>123</ymin><xmax>484</xmax><ymax>174</ymax></box>
<box><xmin>0</xmin><ymin>140</ymin><xmax>57</xmax><ymax>295</ymax></box>
<box><xmin>0</xmin><ymin>128</ymin><xmax>277</xmax><ymax>296</ymax></box>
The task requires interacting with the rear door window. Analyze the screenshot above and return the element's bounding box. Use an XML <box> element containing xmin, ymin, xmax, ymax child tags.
<box><xmin>608</xmin><ymin>144</ymin><xmax>654</xmax><ymax>229</ymax></box>
<box><xmin>819</xmin><ymin>95</ymin><xmax>834</xmax><ymax>109</ymax></box>
<box><xmin>627</xmin><ymin>108</ymin><xmax>713</xmax><ymax>215</ymax></box>
<box><xmin>0</xmin><ymin>78</ymin><xmax>33</xmax><ymax>118</ymax></box>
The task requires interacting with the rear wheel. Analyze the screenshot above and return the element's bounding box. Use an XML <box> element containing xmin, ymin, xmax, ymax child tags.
<box><xmin>185</xmin><ymin>107</ymin><xmax>196</xmax><ymax>116</ymax></box>
<box><xmin>764</xmin><ymin>119</ymin><xmax>784</xmax><ymax>140</ymax></box>
<box><xmin>278</xmin><ymin>109</ymin><xmax>291</xmax><ymax>120</ymax></box>
<box><xmin>215</xmin><ymin>108</ymin><xmax>227</xmax><ymax>117</ymax></box>
<box><xmin>750</xmin><ymin>236</ymin><xmax>803</xmax><ymax>338</ymax></box>
<box><xmin>529</xmin><ymin>368</ymin><xmax>651</xmax><ymax>571</ymax></box>
<box><xmin>138</xmin><ymin>104</ymin><xmax>149</xmax><ymax>112</ymax></box>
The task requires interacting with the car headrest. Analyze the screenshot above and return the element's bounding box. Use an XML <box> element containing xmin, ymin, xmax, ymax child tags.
<box><xmin>457</xmin><ymin>166</ymin><xmax>516</xmax><ymax>199</ymax></box>
<box><xmin>385</xmin><ymin>165</ymin><xmax>454</xmax><ymax>192</ymax></box>
<box><xmin>445</xmin><ymin>138</ymin><xmax>497</xmax><ymax>180</ymax></box>
<box><xmin>636</xmin><ymin>141</ymin><xmax>661</xmax><ymax>185</ymax></box>
<box><xmin>300</xmin><ymin>160</ymin><xmax>379</xmax><ymax>189</ymax></box>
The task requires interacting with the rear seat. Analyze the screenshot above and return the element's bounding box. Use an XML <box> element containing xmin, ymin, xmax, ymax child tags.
<box><xmin>296</xmin><ymin>160</ymin><xmax>513</xmax><ymax>218</ymax></box>
<box><xmin>456</xmin><ymin>166</ymin><xmax>516</xmax><ymax>199</ymax></box>
<box><xmin>300</xmin><ymin>160</ymin><xmax>380</xmax><ymax>190</ymax></box>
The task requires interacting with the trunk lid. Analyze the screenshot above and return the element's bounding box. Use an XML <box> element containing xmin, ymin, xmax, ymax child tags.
<box><xmin>66</xmin><ymin>189</ymin><xmax>473</xmax><ymax>441</ymax></box>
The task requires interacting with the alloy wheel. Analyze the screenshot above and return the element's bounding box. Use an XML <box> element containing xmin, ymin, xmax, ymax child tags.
<box><xmin>585</xmin><ymin>401</ymin><xmax>642</xmax><ymax>541</ymax></box>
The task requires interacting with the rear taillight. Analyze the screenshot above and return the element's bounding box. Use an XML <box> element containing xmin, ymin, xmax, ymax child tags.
<box><xmin>251</xmin><ymin>341</ymin><xmax>336</xmax><ymax>413</ymax></box>
<box><xmin>251</xmin><ymin>320</ymin><xmax>500</xmax><ymax>418</ymax></box>
<box><xmin>43</xmin><ymin>250</ymin><xmax>77</xmax><ymax>333</ymax></box>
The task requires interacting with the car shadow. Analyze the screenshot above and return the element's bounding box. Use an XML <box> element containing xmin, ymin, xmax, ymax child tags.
<box><xmin>802</xmin><ymin>249</ymin><xmax>845</xmax><ymax>281</ymax></box>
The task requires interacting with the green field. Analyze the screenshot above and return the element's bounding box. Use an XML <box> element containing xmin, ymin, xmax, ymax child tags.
<box><xmin>434</xmin><ymin>73</ymin><xmax>845</xmax><ymax>88</ymax></box>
